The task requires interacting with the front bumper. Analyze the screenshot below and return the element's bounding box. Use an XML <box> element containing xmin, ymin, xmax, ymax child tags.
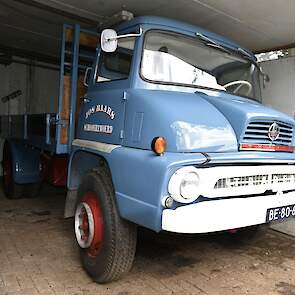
<box><xmin>162</xmin><ymin>191</ymin><xmax>295</xmax><ymax>233</ymax></box>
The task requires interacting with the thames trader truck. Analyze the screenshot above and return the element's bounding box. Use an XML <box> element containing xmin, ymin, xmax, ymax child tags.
<box><xmin>1</xmin><ymin>16</ymin><xmax>295</xmax><ymax>283</ymax></box>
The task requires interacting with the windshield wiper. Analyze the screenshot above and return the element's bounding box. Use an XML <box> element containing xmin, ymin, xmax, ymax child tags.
<box><xmin>238</xmin><ymin>47</ymin><xmax>265</xmax><ymax>75</ymax></box>
<box><xmin>196</xmin><ymin>32</ymin><xmax>232</xmax><ymax>55</ymax></box>
<box><xmin>196</xmin><ymin>32</ymin><xmax>266</xmax><ymax>79</ymax></box>
<box><xmin>196</xmin><ymin>32</ymin><xmax>258</xmax><ymax>65</ymax></box>
<box><xmin>237</xmin><ymin>47</ymin><xmax>252</xmax><ymax>59</ymax></box>
<box><xmin>238</xmin><ymin>47</ymin><xmax>258</xmax><ymax>66</ymax></box>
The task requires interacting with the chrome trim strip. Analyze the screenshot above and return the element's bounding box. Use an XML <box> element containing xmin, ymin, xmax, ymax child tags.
<box><xmin>72</xmin><ymin>139</ymin><xmax>120</xmax><ymax>154</ymax></box>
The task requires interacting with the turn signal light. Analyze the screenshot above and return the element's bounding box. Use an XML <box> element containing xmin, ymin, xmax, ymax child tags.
<box><xmin>151</xmin><ymin>136</ymin><xmax>167</xmax><ymax>156</ymax></box>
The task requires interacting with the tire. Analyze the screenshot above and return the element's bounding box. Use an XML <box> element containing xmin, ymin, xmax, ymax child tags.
<box><xmin>74</xmin><ymin>166</ymin><xmax>137</xmax><ymax>283</ymax></box>
<box><xmin>2</xmin><ymin>143</ymin><xmax>24</xmax><ymax>199</ymax></box>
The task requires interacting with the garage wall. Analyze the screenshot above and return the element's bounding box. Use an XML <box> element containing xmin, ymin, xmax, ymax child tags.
<box><xmin>0</xmin><ymin>65</ymin><xmax>6</xmax><ymax>176</ymax></box>
<box><xmin>30</xmin><ymin>66</ymin><xmax>59</xmax><ymax>114</ymax></box>
<box><xmin>0</xmin><ymin>65</ymin><xmax>9</xmax><ymax>114</ymax></box>
<box><xmin>0</xmin><ymin>63</ymin><xmax>32</xmax><ymax>115</ymax></box>
<box><xmin>0</xmin><ymin>61</ymin><xmax>59</xmax><ymax>116</ymax></box>
<box><xmin>0</xmin><ymin>61</ymin><xmax>59</xmax><ymax>176</ymax></box>
<box><xmin>260</xmin><ymin>56</ymin><xmax>295</xmax><ymax>119</ymax></box>
<box><xmin>260</xmin><ymin>56</ymin><xmax>295</xmax><ymax>237</ymax></box>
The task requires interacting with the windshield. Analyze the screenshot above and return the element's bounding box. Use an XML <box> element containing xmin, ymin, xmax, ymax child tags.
<box><xmin>141</xmin><ymin>30</ymin><xmax>262</xmax><ymax>100</ymax></box>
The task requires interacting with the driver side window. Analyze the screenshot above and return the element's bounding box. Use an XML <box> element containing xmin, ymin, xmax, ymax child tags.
<box><xmin>96</xmin><ymin>37</ymin><xmax>135</xmax><ymax>83</ymax></box>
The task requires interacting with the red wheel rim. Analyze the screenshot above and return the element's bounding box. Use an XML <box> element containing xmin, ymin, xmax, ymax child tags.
<box><xmin>3</xmin><ymin>147</ymin><xmax>12</xmax><ymax>188</ymax></box>
<box><xmin>75</xmin><ymin>192</ymin><xmax>104</xmax><ymax>257</ymax></box>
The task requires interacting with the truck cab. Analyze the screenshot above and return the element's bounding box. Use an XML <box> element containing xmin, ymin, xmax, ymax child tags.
<box><xmin>68</xmin><ymin>16</ymin><xmax>295</xmax><ymax>282</ymax></box>
<box><xmin>2</xmin><ymin>16</ymin><xmax>295</xmax><ymax>283</ymax></box>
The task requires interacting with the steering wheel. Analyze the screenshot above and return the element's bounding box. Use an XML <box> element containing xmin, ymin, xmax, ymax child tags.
<box><xmin>223</xmin><ymin>80</ymin><xmax>253</xmax><ymax>96</ymax></box>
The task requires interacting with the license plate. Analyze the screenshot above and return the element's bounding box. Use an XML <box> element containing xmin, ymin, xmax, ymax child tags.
<box><xmin>266</xmin><ymin>204</ymin><xmax>295</xmax><ymax>222</ymax></box>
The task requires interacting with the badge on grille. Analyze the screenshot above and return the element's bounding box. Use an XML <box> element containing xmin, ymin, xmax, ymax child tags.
<box><xmin>268</xmin><ymin>122</ymin><xmax>280</xmax><ymax>141</ymax></box>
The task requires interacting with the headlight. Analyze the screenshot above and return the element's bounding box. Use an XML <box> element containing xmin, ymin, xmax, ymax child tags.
<box><xmin>180</xmin><ymin>171</ymin><xmax>200</xmax><ymax>199</ymax></box>
<box><xmin>168</xmin><ymin>166</ymin><xmax>200</xmax><ymax>203</ymax></box>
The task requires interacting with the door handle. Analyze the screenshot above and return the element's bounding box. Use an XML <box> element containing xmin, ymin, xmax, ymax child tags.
<box><xmin>81</xmin><ymin>96</ymin><xmax>91</xmax><ymax>103</ymax></box>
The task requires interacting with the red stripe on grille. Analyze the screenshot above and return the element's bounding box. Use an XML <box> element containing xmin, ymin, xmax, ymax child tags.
<box><xmin>240</xmin><ymin>143</ymin><xmax>294</xmax><ymax>152</ymax></box>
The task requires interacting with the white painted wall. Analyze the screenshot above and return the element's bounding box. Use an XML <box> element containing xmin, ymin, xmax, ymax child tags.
<box><xmin>30</xmin><ymin>66</ymin><xmax>59</xmax><ymax>114</ymax></box>
<box><xmin>260</xmin><ymin>57</ymin><xmax>295</xmax><ymax>237</ymax></box>
<box><xmin>0</xmin><ymin>65</ymin><xmax>6</xmax><ymax>176</ymax></box>
<box><xmin>0</xmin><ymin>63</ymin><xmax>29</xmax><ymax>115</ymax></box>
<box><xmin>261</xmin><ymin>56</ymin><xmax>295</xmax><ymax>119</ymax></box>
<box><xmin>0</xmin><ymin>64</ymin><xmax>10</xmax><ymax>115</ymax></box>
<box><xmin>0</xmin><ymin>62</ymin><xmax>59</xmax><ymax>116</ymax></box>
<box><xmin>0</xmin><ymin>61</ymin><xmax>59</xmax><ymax>175</ymax></box>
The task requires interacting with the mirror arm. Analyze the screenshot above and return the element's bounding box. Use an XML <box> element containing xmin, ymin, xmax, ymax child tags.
<box><xmin>107</xmin><ymin>27</ymin><xmax>143</xmax><ymax>41</ymax></box>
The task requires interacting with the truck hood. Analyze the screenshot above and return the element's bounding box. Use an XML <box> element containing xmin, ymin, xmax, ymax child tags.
<box><xmin>199</xmin><ymin>89</ymin><xmax>295</xmax><ymax>142</ymax></box>
<box><xmin>124</xmin><ymin>89</ymin><xmax>295</xmax><ymax>153</ymax></box>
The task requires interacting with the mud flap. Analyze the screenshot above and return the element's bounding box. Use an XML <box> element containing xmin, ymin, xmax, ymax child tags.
<box><xmin>64</xmin><ymin>189</ymin><xmax>78</xmax><ymax>218</ymax></box>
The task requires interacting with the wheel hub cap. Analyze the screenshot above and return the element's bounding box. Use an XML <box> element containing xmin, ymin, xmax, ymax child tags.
<box><xmin>75</xmin><ymin>202</ymin><xmax>95</xmax><ymax>248</ymax></box>
<box><xmin>74</xmin><ymin>192</ymin><xmax>103</xmax><ymax>256</ymax></box>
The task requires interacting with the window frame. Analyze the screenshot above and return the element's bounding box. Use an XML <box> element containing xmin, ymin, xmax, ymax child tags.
<box><xmin>95</xmin><ymin>36</ymin><xmax>136</xmax><ymax>84</ymax></box>
<box><xmin>139</xmin><ymin>29</ymin><xmax>261</xmax><ymax>100</ymax></box>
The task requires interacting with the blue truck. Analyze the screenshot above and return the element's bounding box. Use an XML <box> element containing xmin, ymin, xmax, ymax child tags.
<box><xmin>1</xmin><ymin>16</ymin><xmax>295</xmax><ymax>283</ymax></box>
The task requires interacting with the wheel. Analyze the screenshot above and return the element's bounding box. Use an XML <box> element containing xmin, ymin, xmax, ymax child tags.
<box><xmin>2</xmin><ymin>143</ymin><xmax>24</xmax><ymax>199</ymax></box>
<box><xmin>74</xmin><ymin>167</ymin><xmax>137</xmax><ymax>283</ymax></box>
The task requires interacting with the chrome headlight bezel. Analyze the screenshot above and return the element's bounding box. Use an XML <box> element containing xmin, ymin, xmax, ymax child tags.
<box><xmin>168</xmin><ymin>166</ymin><xmax>200</xmax><ymax>203</ymax></box>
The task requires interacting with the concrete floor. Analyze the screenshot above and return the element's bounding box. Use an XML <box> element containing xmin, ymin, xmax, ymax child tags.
<box><xmin>0</xmin><ymin>185</ymin><xmax>295</xmax><ymax>295</ymax></box>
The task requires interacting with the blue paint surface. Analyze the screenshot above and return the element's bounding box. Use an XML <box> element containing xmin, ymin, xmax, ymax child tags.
<box><xmin>7</xmin><ymin>139</ymin><xmax>41</xmax><ymax>184</ymax></box>
<box><xmin>116</xmin><ymin>16</ymin><xmax>254</xmax><ymax>59</ymax></box>
<box><xmin>70</xmin><ymin>145</ymin><xmax>208</xmax><ymax>231</ymax></box>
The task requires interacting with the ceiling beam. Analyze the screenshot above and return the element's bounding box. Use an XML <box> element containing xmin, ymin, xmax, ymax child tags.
<box><xmin>9</xmin><ymin>0</ymin><xmax>101</xmax><ymax>26</ymax></box>
<box><xmin>0</xmin><ymin>44</ymin><xmax>59</xmax><ymax>64</ymax></box>
<box><xmin>255</xmin><ymin>42</ymin><xmax>295</xmax><ymax>54</ymax></box>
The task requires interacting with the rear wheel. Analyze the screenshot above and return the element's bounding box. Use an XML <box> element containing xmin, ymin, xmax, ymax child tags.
<box><xmin>2</xmin><ymin>143</ymin><xmax>24</xmax><ymax>199</ymax></box>
<box><xmin>74</xmin><ymin>167</ymin><xmax>137</xmax><ymax>283</ymax></box>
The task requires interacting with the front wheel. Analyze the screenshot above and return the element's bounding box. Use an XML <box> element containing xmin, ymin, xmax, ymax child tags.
<box><xmin>74</xmin><ymin>167</ymin><xmax>137</xmax><ymax>283</ymax></box>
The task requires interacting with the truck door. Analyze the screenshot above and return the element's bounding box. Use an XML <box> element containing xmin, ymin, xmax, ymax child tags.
<box><xmin>77</xmin><ymin>36</ymin><xmax>136</xmax><ymax>145</ymax></box>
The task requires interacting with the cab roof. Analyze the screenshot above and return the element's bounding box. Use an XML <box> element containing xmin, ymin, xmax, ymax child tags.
<box><xmin>116</xmin><ymin>16</ymin><xmax>255</xmax><ymax>60</ymax></box>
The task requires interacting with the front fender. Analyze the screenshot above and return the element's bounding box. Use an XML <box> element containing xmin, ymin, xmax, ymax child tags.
<box><xmin>68</xmin><ymin>142</ymin><xmax>207</xmax><ymax>231</ymax></box>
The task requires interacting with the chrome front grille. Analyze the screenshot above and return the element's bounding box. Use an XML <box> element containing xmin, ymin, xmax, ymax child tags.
<box><xmin>242</xmin><ymin>120</ymin><xmax>293</xmax><ymax>146</ymax></box>
<box><xmin>214</xmin><ymin>173</ymin><xmax>295</xmax><ymax>189</ymax></box>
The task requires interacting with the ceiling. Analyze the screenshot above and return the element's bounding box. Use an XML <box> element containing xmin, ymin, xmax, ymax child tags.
<box><xmin>1</xmin><ymin>0</ymin><xmax>295</xmax><ymax>63</ymax></box>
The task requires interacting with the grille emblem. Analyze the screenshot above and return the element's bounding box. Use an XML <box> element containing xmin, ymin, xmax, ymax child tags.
<box><xmin>268</xmin><ymin>122</ymin><xmax>280</xmax><ymax>141</ymax></box>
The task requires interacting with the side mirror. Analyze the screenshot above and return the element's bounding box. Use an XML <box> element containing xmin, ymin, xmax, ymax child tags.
<box><xmin>262</xmin><ymin>72</ymin><xmax>270</xmax><ymax>89</ymax></box>
<box><xmin>101</xmin><ymin>29</ymin><xmax>118</xmax><ymax>53</ymax></box>
<box><xmin>83</xmin><ymin>67</ymin><xmax>92</xmax><ymax>87</ymax></box>
<box><xmin>259</xmin><ymin>66</ymin><xmax>270</xmax><ymax>88</ymax></box>
<box><xmin>262</xmin><ymin>74</ymin><xmax>270</xmax><ymax>88</ymax></box>
<box><xmin>100</xmin><ymin>27</ymin><xmax>143</xmax><ymax>53</ymax></box>
<box><xmin>263</xmin><ymin>73</ymin><xmax>270</xmax><ymax>83</ymax></box>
